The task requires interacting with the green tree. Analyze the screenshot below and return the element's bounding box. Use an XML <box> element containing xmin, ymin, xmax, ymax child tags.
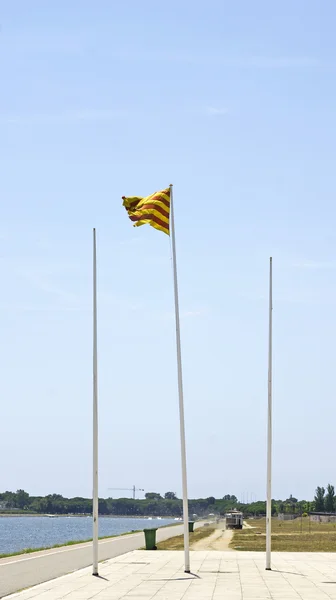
<box><xmin>285</xmin><ymin>494</ymin><xmax>298</xmax><ymax>514</ymax></box>
<box><xmin>325</xmin><ymin>484</ymin><xmax>335</xmax><ymax>512</ymax></box>
<box><xmin>145</xmin><ymin>493</ymin><xmax>162</xmax><ymax>500</ymax></box>
<box><xmin>223</xmin><ymin>495</ymin><xmax>237</xmax><ymax>502</ymax></box>
<box><xmin>247</xmin><ymin>501</ymin><xmax>266</xmax><ymax>516</ymax></box>
<box><xmin>206</xmin><ymin>496</ymin><xmax>216</xmax><ymax>505</ymax></box>
<box><xmin>37</xmin><ymin>498</ymin><xmax>49</xmax><ymax>513</ymax></box>
<box><xmin>297</xmin><ymin>500</ymin><xmax>307</xmax><ymax>515</ymax></box>
<box><xmin>144</xmin><ymin>501</ymin><xmax>160</xmax><ymax>515</ymax></box>
<box><xmin>3</xmin><ymin>491</ymin><xmax>16</xmax><ymax>508</ymax></box>
<box><xmin>15</xmin><ymin>489</ymin><xmax>30</xmax><ymax>510</ymax></box>
<box><xmin>164</xmin><ymin>499</ymin><xmax>182</xmax><ymax>516</ymax></box>
<box><xmin>29</xmin><ymin>498</ymin><xmax>43</xmax><ymax>513</ymax></box>
<box><xmin>164</xmin><ymin>492</ymin><xmax>177</xmax><ymax>500</ymax></box>
<box><xmin>98</xmin><ymin>499</ymin><xmax>109</xmax><ymax>514</ymax></box>
<box><xmin>314</xmin><ymin>487</ymin><xmax>325</xmax><ymax>512</ymax></box>
<box><xmin>286</xmin><ymin>495</ymin><xmax>298</xmax><ymax>503</ymax></box>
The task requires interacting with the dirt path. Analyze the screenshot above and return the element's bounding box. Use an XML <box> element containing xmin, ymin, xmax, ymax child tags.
<box><xmin>243</xmin><ymin>521</ymin><xmax>255</xmax><ymax>529</ymax></box>
<box><xmin>191</xmin><ymin>525</ymin><xmax>234</xmax><ymax>551</ymax></box>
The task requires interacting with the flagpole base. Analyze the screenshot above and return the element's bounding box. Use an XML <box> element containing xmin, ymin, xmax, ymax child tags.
<box><xmin>265</xmin><ymin>568</ymin><xmax>271</xmax><ymax>571</ymax></box>
<box><xmin>92</xmin><ymin>572</ymin><xmax>99</xmax><ymax>577</ymax></box>
<box><xmin>185</xmin><ymin>569</ymin><xmax>190</xmax><ymax>574</ymax></box>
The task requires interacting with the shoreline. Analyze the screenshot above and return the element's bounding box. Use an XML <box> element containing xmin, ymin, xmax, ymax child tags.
<box><xmin>0</xmin><ymin>520</ymin><xmax>179</xmax><ymax>558</ymax></box>
<box><xmin>0</xmin><ymin>530</ymin><xmax>139</xmax><ymax>560</ymax></box>
<box><xmin>0</xmin><ymin>513</ymin><xmax>181</xmax><ymax>519</ymax></box>
<box><xmin>0</xmin><ymin>522</ymin><xmax>194</xmax><ymax>597</ymax></box>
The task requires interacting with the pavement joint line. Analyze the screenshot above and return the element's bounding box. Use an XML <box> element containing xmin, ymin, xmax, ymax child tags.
<box><xmin>1</xmin><ymin>562</ymin><xmax>97</xmax><ymax>599</ymax></box>
<box><xmin>5</xmin><ymin>550</ymin><xmax>336</xmax><ymax>600</ymax></box>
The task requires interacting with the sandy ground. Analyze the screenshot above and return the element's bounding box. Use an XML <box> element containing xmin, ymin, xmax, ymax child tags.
<box><xmin>191</xmin><ymin>523</ymin><xmax>234</xmax><ymax>551</ymax></box>
<box><xmin>243</xmin><ymin>521</ymin><xmax>254</xmax><ymax>529</ymax></box>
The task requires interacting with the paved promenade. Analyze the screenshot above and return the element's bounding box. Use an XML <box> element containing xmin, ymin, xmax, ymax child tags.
<box><xmin>5</xmin><ymin>550</ymin><xmax>336</xmax><ymax>600</ymax></box>
<box><xmin>0</xmin><ymin>523</ymin><xmax>199</xmax><ymax>598</ymax></box>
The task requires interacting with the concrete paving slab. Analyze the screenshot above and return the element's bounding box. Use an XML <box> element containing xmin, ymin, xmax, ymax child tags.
<box><xmin>5</xmin><ymin>550</ymin><xmax>336</xmax><ymax>600</ymax></box>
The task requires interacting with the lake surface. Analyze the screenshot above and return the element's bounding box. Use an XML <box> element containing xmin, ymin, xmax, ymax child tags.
<box><xmin>0</xmin><ymin>516</ymin><xmax>176</xmax><ymax>555</ymax></box>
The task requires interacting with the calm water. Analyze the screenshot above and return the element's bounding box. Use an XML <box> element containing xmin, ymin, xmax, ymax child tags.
<box><xmin>0</xmin><ymin>516</ymin><xmax>176</xmax><ymax>555</ymax></box>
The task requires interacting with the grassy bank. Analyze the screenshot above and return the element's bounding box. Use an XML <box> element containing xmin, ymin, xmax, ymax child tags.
<box><xmin>156</xmin><ymin>526</ymin><xmax>215</xmax><ymax>550</ymax></box>
<box><xmin>231</xmin><ymin>517</ymin><xmax>336</xmax><ymax>552</ymax></box>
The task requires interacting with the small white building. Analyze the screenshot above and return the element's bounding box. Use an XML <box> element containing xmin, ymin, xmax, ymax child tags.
<box><xmin>309</xmin><ymin>512</ymin><xmax>336</xmax><ymax>523</ymax></box>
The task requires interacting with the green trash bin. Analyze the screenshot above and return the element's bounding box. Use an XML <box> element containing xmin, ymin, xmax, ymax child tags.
<box><xmin>144</xmin><ymin>528</ymin><xmax>158</xmax><ymax>550</ymax></box>
<box><xmin>188</xmin><ymin>521</ymin><xmax>195</xmax><ymax>533</ymax></box>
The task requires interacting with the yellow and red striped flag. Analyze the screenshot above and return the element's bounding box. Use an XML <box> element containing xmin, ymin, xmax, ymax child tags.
<box><xmin>122</xmin><ymin>187</ymin><xmax>170</xmax><ymax>235</ymax></box>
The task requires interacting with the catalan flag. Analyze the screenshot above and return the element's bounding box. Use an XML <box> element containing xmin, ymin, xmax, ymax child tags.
<box><xmin>122</xmin><ymin>187</ymin><xmax>170</xmax><ymax>235</ymax></box>
<box><xmin>121</xmin><ymin>183</ymin><xmax>191</xmax><ymax>572</ymax></box>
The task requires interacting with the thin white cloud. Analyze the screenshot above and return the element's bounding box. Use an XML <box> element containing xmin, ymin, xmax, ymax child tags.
<box><xmin>238</xmin><ymin>292</ymin><xmax>266</xmax><ymax>302</ymax></box>
<box><xmin>99</xmin><ymin>291</ymin><xmax>144</xmax><ymax>313</ymax></box>
<box><xmin>162</xmin><ymin>309</ymin><xmax>206</xmax><ymax>321</ymax></box>
<box><xmin>22</xmin><ymin>270</ymin><xmax>80</xmax><ymax>305</ymax></box>
<box><xmin>206</xmin><ymin>106</ymin><xmax>229</xmax><ymax>116</ymax></box>
<box><xmin>278</xmin><ymin>291</ymin><xmax>333</xmax><ymax>305</ymax></box>
<box><xmin>225</xmin><ymin>56</ymin><xmax>320</xmax><ymax>68</ymax></box>
<box><xmin>0</xmin><ymin>304</ymin><xmax>89</xmax><ymax>312</ymax></box>
<box><xmin>181</xmin><ymin>310</ymin><xmax>204</xmax><ymax>318</ymax></box>
<box><xmin>0</xmin><ymin>109</ymin><xmax>125</xmax><ymax>125</ymax></box>
<box><xmin>109</xmin><ymin>50</ymin><xmax>319</xmax><ymax>69</ymax></box>
<box><xmin>2</xmin><ymin>31</ymin><xmax>84</xmax><ymax>55</ymax></box>
<box><xmin>119</xmin><ymin>237</ymin><xmax>144</xmax><ymax>247</ymax></box>
<box><xmin>292</xmin><ymin>261</ymin><xmax>336</xmax><ymax>270</ymax></box>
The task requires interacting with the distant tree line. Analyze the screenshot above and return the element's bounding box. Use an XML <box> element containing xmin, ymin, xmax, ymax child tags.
<box><xmin>0</xmin><ymin>490</ymin><xmax>241</xmax><ymax>517</ymax></box>
<box><xmin>1</xmin><ymin>488</ymin><xmax>334</xmax><ymax>517</ymax></box>
<box><xmin>314</xmin><ymin>485</ymin><xmax>335</xmax><ymax>512</ymax></box>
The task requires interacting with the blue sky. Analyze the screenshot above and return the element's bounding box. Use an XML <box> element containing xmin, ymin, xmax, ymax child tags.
<box><xmin>1</xmin><ymin>0</ymin><xmax>336</xmax><ymax>502</ymax></box>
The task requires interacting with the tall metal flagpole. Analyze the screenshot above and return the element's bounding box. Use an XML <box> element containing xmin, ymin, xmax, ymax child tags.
<box><xmin>169</xmin><ymin>184</ymin><xmax>190</xmax><ymax>574</ymax></box>
<box><xmin>92</xmin><ymin>228</ymin><xmax>99</xmax><ymax>577</ymax></box>
<box><xmin>266</xmin><ymin>257</ymin><xmax>273</xmax><ymax>570</ymax></box>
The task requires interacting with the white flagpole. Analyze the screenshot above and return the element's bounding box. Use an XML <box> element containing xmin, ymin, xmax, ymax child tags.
<box><xmin>266</xmin><ymin>256</ymin><xmax>273</xmax><ymax>570</ymax></box>
<box><xmin>92</xmin><ymin>228</ymin><xmax>99</xmax><ymax>577</ymax></box>
<box><xmin>169</xmin><ymin>184</ymin><xmax>190</xmax><ymax>574</ymax></box>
